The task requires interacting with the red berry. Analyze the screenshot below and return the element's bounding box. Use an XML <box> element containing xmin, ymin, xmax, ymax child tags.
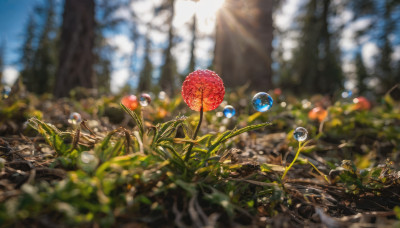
<box><xmin>121</xmin><ymin>95</ymin><xmax>139</xmax><ymax>111</ymax></box>
<box><xmin>308</xmin><ymin>107</ymin><xmax>328</xmax><ymax>122</ymax></box>
<box><xmin>182</xmin><ymin>70</ymin><xmax>225</xmax><ymax>112</ymax></box>
<box><xmin>353</xmin><ymin>96</ymin><xmax>371</xmax><ymax>110</ymax></box>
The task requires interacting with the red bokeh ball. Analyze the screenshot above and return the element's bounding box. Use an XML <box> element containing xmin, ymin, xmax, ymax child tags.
<box><xmin>182</xmin><ymin>69</ymin><xmax>225</xmax><ymax>112</ymax></box>
<box><xmin>121</xmin><ymin>95</ymin><xmax>139</xmax><ymax>111</ymax></box>
<box><xmin>353</xmin><ymin>96</ymin><xmax>371</xmax><ymax>110</ymax></box>
<box><xmin>308</xmin><ymin>107</ymin><xmax>328</xmax><ymax>122</ymax></box>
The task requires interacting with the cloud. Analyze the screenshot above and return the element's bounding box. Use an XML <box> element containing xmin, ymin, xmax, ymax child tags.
<box><xmin>107</xmin><ymin>34</ymin><xmax>134</xmax><ymax>56</ymax></box>
<box><xmin>362</xmin><ymin>42</ymin><xmax>378</xmax><ymax>68</ymax></box>
<box><xmin>340</xmin><ymin>17</ymin><xmax>371</xmax><ymax>51</ymax></box>
<box><xmin>195</xmin><ymin>38</ymin><xmax>214</xmax><ymax>68</ymax></box>
<box><xmin>172</xmin><ymin>41</ymin><xmax>190</xmax><ymax>73</ymax></box>
<box><xmin>2</xmin><ymin>66</ymin><xmax>19</xmax><ymax>86</ymax></box>
<box><xmin>149</xmin><ymin>29</ymin><xmax>168</xmax><ymax>45</ymax></box>
<box><xmin>281</xmin><ymin>38</ymin><xmax>297</xmax><ymax>61</ymax></box>
<box><xmin>274</xmin><ymin>0</ymin><xmax>303</xmax><ymax>61</ymax></box>
<box><xmin>107</xmin><ymin>34</ymin><xmax>135</xmax><ymax>92</ymax></box>
<box><xmin>173</xmin><ymin>0</ymin><xmax>195</xmax><ymax>28</ymax></box>
<box><xmin>274</xmin><ymin>0</ymin><xmax>303</xmax><ymax>31</ymax></box>
<box><xmin>111</xmin><ymin>68</ymin><xmax>130</xmax><ymax>93</ymax></box>
<box><xmin>113</xmin><ymin>7</ymin><xmax>131</xmax><ymax>21</ymax></box>
<box><xmin>392</xmin><ymin>45</ymin><xmax>400</xmax><ymax>62</ymax></box>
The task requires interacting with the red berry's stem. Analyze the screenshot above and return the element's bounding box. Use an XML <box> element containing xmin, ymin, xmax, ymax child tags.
<box><xmin>185</xmin><ymin>92</ymin><xmax>204</xmax><ymax>162</ymax></box>
<box><xmin>184</xmin><ymin>106</ymin><xmax>203</xmax><ymax>162</ymax></box>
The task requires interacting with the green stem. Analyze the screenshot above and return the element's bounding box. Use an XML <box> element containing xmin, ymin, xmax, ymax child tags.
<box><xmin>307</xmin><ymin>160</ymin><xmax>330</xmax><ymax>184</ymax></box>
<box><xmin>282</xmin><ymin>141</ymin><xmax>304</xmax><ymax>180</ymax></box>
<box><xmin>185</xmin><ymin>106</ymin><xmax>203</xmax><ymax>162</ymax></box>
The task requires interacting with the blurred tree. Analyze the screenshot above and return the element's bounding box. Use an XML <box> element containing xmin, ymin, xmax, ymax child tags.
<box><xmin>187</xmin><ymin>14</ymin><xmax>197</xmax><ymax>74</ymax></box>
<box><xmin>94</xmin><ymin>40</ymin><xmax>112</xmax><ymax>94</ymax></box>
<box><xmin>32</xmin><ymin>0</ymin><xmax>58</xmax><ymax>95</ymax></box>
<box><xmin>347</xmin><ymin>0</ymin><xmax>400</xmax><ymax>94</ymax></box>
<box><xmin>214</xmin><ymin>0</ymin><xmax>273</xmax><ymax>91</ymax></box>
<box><xmin>355</xmin><ymin>52</ymin><xmax>369</xmax><ymax>95</ymax></box>
<box><xmin>375</xmin><ymin>0</ymin><xmax>399</xmax><ymax>93</ymax></box>
<box><xmin>19</xmin><ymin>1</ymin><xmax>58</xmax><ymax>95</ymax></box>
<box><xmin>159</xmin><ymin>0</ymin><xmax>178</xmax><ymax>95</ymax></box>
<box><xmin>0</xmin><ymin>41</ymin><xmax>4</xmax><ymax>85</ymax></box>
<box><xmin>128</xmin><ymin>21</ymin><xmax>140</xmax><ymax>90</ymax></box>
<box><xmin>19</xmin><ymin>14</ymin><xmax>37</xmax><ymax>91</ymax></box>
<box><xmin>289</xmin><ymin>0</ymin><xmax>343</xmax><ymax>95</ymax></box>
<box><xmin>95</xmin><ymin>0</ymin><xmax>131</xmax><ymax>94</ymax></box>
<box><xmin>138</xmin><ymin>34</ymin><xmax>153</xmax><ymax>92</ymax></box>
<box><xmin>54</xmin><ymin>0</ymin><xmax>96</xmax><ymax>98</ymax></box>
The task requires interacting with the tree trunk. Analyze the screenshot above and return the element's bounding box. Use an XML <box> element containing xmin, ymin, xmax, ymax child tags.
<box><xmin>214</xmin><ymin>0</ymin><xmax>273</xmax><ymax>90</ymax></box>
<box><xmin>54</xmin><ymin>0</ymin><xmax>95</xmax><ymax>98</ymax></box>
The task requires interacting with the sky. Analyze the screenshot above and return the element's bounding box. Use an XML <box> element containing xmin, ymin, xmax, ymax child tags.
<box><xmin>0</xmin><ymin>0</ymin><xmax>38</xmax><ymax>85</ymax></box>
<box><xmin>1</xmin><ymin>0</ymin><xmax>398</xmax><ymax>92</ymax></box>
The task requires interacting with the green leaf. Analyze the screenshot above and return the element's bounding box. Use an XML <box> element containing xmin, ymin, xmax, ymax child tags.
<box><xmin>120</xmin><ymin>103</ymin><xmax>144</xmax><ymax>138</ymax></box>
<box><xmin>208</xmin><ymin>122</ymin><xmax>271</xmax><ymax>154</ymax></box>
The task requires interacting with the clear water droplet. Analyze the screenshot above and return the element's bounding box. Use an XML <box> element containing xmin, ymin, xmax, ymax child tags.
<box><xmin>68</xmin><ymin>112</ymin><xmax>82</xmax><ymax>125</ymax></box>
<box><xmin>293</xmin><ymin>127</ymin><xmax>308</xmax><ymax>142</ymax></box>
<box><xmin>158</xmin><ymin>91</ymin><xmax>167</xmax><ymax>100</ymax></box>
<box><xmin>78</xmin><ymin>151</ymin><xmax>99</xmax><ymax>172</ymax></box>
<box><xmin>341</xmin><ymin>90</ymin><xmax>353</xmax><ymax>98</ymax></box>
<box><xmin>2</xmin><ymin>86</ymin><xmax>11</xmax><ymax>99</ymax></box>
<box><xmin>139</xmin><ymin>93</ymin><xmax>152</xmax><ymax>106</ymax></box>
<box><xmin>252</xmin><ymin>92</ymin><xmax>273</xmax><ymax>112</ymax></box>
<box><xmin>223</xmin><ymin>105</ymin><xmax>236</xmax><ymax>118</ymax></box>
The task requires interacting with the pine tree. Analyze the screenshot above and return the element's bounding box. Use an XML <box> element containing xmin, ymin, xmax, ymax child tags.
<box><xmin>95</xmin><ymin>0</ymin><xmax>130</xmax><ymax>94</ymax></box>
<box><xmin>94</xmin><ymin>40</ymin><xmax>112</xmax><ymax>94</ymax></box>
<box><xmin>187</xmin><ymin>15</ymin><xmax>197</xmax><ymax>74</ymax></box>
<box><xmin>138</xmin><ymin>35</ymin><xmax>153</xmax><ymax>92</ymax></box>
<box><xmin>159</xmin><ymin>0</ymin><xmax>177</xmax><ymax>95</ymax></box>
<box><xmin>375</xmin><ymin>0</ymin><xmax>398</xmax><ymax>93</ymax></box>
<box><xmin>19</xmin><ymin>14</ymin><xmax>38</xmax><ymax>92</ymax></box>
<box><xmin>32</xmin><ymin>0</ymin><xmax>58</xmax><ymax>94</ymax></box>
<box><xmin>289</xmin><ymin>0</ymin><xmax>343</xmax><ymax>95</ymax></box>
<box><xmin>0</xmin><ymin>41</ymin><xmax>4</xmax><ymax>85</ymax></box>
<box><xmin>355</xmin><ymin>52</ymin><xmax>368</xmax><ymax>95</ymax></box>
<box><xmin>347</xmin><ymin>0</ymin><xmax>400</xmax><ymax>94</ymax></box>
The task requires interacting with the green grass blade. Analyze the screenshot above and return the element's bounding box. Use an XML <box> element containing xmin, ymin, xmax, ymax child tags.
<box><xmin>120</xmin><ymin>103</ymin><xmax>144</xmax><ymax>138</ymax></box>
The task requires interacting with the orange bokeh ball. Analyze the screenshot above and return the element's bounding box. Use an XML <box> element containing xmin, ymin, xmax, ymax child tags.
<box><xmin>308</xmin><ymin>107</ymin><xmax>328</xmax><ymax>122</ymax></box>
<box><xmin>121</xmin><ymin>95</ymin><xmax>139</xmax><ymax>111</ymax></box>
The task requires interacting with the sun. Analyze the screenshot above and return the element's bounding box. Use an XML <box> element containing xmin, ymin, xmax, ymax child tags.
<box><xmin>196</xmin><ymin>0</ymin><xmax>225</xmax><ymax>20</ymax></box>
<box><xmin>174</xmin><ymin>0</ymin><xmax>225</xmax><ymax>34</ymax></box>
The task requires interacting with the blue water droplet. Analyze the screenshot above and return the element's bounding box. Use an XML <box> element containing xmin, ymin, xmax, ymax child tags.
<box><xmin>223</xmin><ymin>105</ymin><xmax>236</xmax><ymax>118</ymax></box>
<box><xmin>252</xmin><ymin>92</ymin><xmax>273</xmax><ymax>112</ymax></box>
<box><xmin>348</xmin><ymin>90</ymin><xmax>353</xmax><ymax>97</ymax></box>
<box><xmin>293</xmin><ymin>127</ymin><xmax>308</xmax><ymax>142</ymax></box>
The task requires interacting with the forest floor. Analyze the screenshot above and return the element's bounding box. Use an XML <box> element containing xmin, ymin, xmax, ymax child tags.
<box><xmin>1</xmin><ymin>88</ymin><xmax>400</xmax><ymax>227</ymax></box>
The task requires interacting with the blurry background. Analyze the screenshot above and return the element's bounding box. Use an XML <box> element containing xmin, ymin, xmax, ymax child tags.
<box><xmin>0</xmin><ymin>0</ymin><xmax>399</xmax><ymax>98</ymax></box>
